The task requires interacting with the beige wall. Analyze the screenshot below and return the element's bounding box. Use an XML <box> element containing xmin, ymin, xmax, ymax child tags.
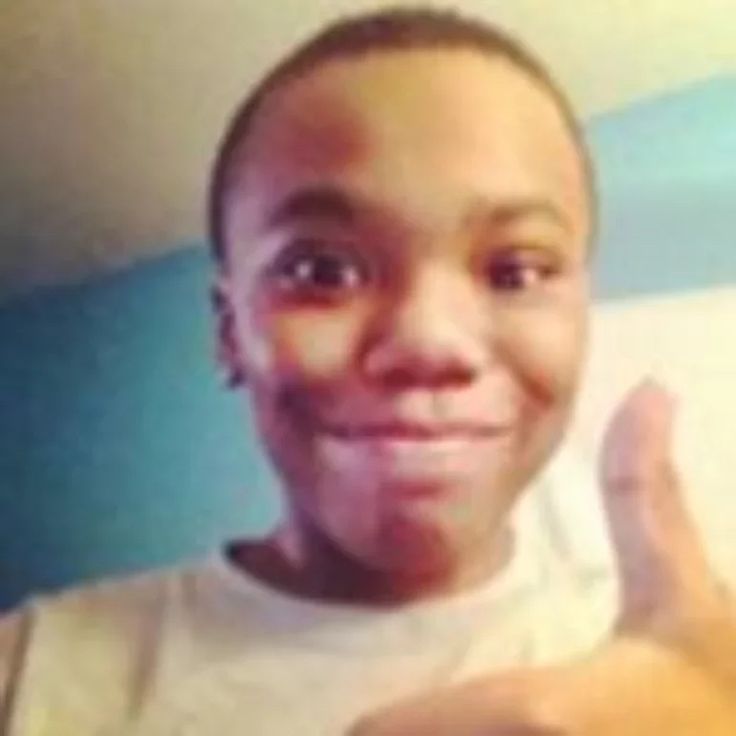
<box><xmin>2</xmin><ymin>0</ymin><xmax>735</xmax><ymax>298</ymax></box>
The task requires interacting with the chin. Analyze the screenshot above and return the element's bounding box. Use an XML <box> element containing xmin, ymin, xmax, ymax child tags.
<box><xmin>351</xmin><ymin>499</ymin><xmax>492</xmax><ymax>571</ymax></box>
<box><xmin>364</xmin><ymin>527</ymin><xmax>459</xmax><ymax>579</ymax></box>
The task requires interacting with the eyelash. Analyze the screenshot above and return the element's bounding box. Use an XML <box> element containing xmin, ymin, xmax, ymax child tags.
<box><xmin>265</xmin><ymin>240</ymin><xmax>560</xmax><ymax>300</ymax></box>
<box><xmin>266</xmin><ymin>240</ymin><xmax>369</xmax><ymax>297</ymax></box>
<box><xmin>484</xmin><ymin>250</ymin><xmax>560</xmax><ymax>292</ymax></box>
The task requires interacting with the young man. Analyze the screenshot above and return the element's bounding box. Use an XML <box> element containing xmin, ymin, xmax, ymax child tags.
<box><xmin>1</xmin><ymin>8</ymin><xmax>735</xmax><ymax>735</ymax></box>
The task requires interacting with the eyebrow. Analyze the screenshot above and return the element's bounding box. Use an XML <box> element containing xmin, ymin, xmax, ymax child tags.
<box><xmin>472</xmin><ymin>197</ymin><xmax>573</xmax><ymax>234</ymax></box>
<box><xmin>262</xmin><ymin>186</ymin><xmax>573</xmax><ymax>237</ymax></box>
<box><xmin>264</xmin><ymin>185</ymin><xmax>358</xmax><ymax>231</ymax></box>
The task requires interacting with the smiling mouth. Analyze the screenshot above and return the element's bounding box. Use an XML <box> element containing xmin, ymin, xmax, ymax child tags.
<box><xmin>317</xmin><ymin>421</ymin><xmax>514</xmax><ymax>484</ymax></box>
<box><xmin>316</xmin><ymin>425</ymin><xmax>514</xmax><ymax>499</ymax></box>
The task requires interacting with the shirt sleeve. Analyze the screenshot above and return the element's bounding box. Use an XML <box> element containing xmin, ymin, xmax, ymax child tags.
<box><xmin>0</xmin><ymin>607</ymin><xmax>30</xmax><ymax>728</ymax></box>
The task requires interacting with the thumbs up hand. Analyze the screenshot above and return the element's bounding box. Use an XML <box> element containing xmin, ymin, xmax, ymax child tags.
<box><xmin>351</xmin><ymin>382</ymin><xmax>736</xmax><ymax>735</ymax></box>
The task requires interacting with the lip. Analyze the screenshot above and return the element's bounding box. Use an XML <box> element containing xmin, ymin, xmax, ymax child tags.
<box><xmin>321</xmin><ymin>421</ymin><xmax>510</xmax><ymax>441</ymax></box>
<box><xmin>318</xmin><ymin>425</ymin><xmax>513</xmax><ymax>490</ymax></box>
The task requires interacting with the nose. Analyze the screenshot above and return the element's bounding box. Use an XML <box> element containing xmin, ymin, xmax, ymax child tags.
<box><xmin>361</xmin><ymin>263</ymin><xmax>488</xmax><ymax>389</ymax></box>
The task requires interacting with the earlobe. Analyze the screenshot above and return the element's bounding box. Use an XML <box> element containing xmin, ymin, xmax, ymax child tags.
<box><xmin>212</xmin><ymin>280</ymin><xmax>248</xmax><ymax>388</ymax></box>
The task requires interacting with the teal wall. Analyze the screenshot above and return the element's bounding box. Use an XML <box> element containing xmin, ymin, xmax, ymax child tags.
<box><xmin>591</xmin><ymin>76</ymin><xmax>736</xmax><ymax>295</ymax></box>
<box><xmin>1</xmin><ymin>76</ymin><xmax>735</xmax><ymax>610</ymax></box>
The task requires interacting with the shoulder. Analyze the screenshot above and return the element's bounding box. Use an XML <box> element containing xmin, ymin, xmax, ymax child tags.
<box><xmin>18</xmin><ymin>562</ymin><xmax>191</xmax><ymax>638</ymax></box>
<box><xmin>0</xmin><ymin>557</ymin><xmax>220</xmax><ymax>730</ymax></box>
<box><xmin>0</xmin><ymin>558</ymin><xmax>210</xmax><ymax>680</ymax></box>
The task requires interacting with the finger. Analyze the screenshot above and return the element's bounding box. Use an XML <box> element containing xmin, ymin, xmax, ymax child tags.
<box><xmin>600</xmin><ymin>379</ymin><xmax>715</xmax><ymax>626</ymax></box>
<box><xmin>349</xmin><ymin>667</ymin><xmax>568</xmax><ymax>736</ymax></box>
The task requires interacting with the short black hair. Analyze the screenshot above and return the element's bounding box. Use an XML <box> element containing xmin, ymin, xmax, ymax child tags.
<box><xmin>208</xmin><ymin>6</ymin><xmax>594</xmax><ymax>267</ymax></box>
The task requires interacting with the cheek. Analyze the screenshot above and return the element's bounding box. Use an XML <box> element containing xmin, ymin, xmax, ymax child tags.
<box><xmin>501</xmin><ymin>297</ymin><xmax>588</xmax><ymax>407</ymax></box>
<box><xmin>237</xmin><ymin>300</ymin><xmax>370</xmax><ymax>385</ymax></box>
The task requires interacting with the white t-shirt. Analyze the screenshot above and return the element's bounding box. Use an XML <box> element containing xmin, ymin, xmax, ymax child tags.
<box><xmin>0</xmin><ymin>462</ymin><xmax>618</xmax><ymax>736</ymax></box>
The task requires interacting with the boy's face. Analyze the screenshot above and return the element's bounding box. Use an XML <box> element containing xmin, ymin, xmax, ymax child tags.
<box><xmin>217</xmin><ymin>49</ymin><xmax>591</xmax><ymax>575</ymax></box>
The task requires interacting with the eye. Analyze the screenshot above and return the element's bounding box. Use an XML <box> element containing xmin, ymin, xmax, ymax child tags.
<box><xmin>267</xmin><ymin>240</ymin><xmax>369</xmax><ymax>297</ymax></box>
<box><xmin>484</xmin><ymin>249</ymin><xmax>558</xmax><ymax>292</ymax></box>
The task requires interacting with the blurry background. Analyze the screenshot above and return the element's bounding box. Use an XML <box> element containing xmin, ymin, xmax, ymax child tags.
<box><xmin>1</xmin><ymin>1</ymin><xmax>735</xmax><ymax>609</ymax></box>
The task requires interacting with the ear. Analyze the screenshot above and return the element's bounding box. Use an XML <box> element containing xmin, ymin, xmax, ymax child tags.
<box><xmin>211</xmin><ymin>276</ymin><xmax>247</xmax><ymax>388</ymax></box>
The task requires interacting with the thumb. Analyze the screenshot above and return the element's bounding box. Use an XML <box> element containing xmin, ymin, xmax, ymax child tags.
<box><xmin>600</xmin><ymin>379</ymin><xmax>712</xmax><ymax>627</ymax></box>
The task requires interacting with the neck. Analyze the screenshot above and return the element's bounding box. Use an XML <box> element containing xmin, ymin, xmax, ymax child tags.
<box><xmin>228</xmin><ymin>515</ymin><xmax>514</xmax><ymax>607</ymax></box>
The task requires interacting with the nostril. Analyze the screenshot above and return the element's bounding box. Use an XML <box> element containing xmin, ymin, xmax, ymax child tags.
<box><xmin>361</xmin><ymin>338</ymin><xmax>481</xmax><ymax>389</ymax></box>
<box><xmin>370</xmin><ymin>360</ymin><xmax>476</xmax><ymax>389</ymax></box>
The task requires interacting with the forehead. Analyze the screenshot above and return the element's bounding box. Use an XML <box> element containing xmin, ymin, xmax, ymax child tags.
<box><xmin>227</xmin><ymin>49</ymin><xmax>589</xmax><ymax>236</ymax></box>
